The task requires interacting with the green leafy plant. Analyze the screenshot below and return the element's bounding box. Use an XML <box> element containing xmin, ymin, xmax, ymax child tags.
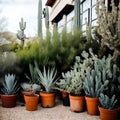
<box><xmin>1</xmin><ymin>74</ymin><xmax>20</xmax><ymax>95</ymax></box>
<box><xmin>37</xmin><ymin>66</ymin><xmax>59</xmax><ymax>93</ymax></box>
<box><xmin>99</xmin><ymin>93</ymin><xmax>117</xmax><ymax>110</ymax></box>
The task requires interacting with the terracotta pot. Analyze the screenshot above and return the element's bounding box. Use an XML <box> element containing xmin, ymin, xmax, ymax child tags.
<box><xmin>40</xmin><ymin>92</ymin><xmax>55</xmax><ymax>108</ymax></box>
<box><xmin>24</xmin><ymin>94</ymin><xmax>39</xmax><ymax>111</ymax></box>
<box><xmin>69</xmin><ymin>95</ymin><xmax>85</xmax><ymax>112</ymax></box>
<box><xmin>1</xmin><ymin>94</ymin><xmax>17</xmax><ymax>108</ymax></box>
<box><xmin>61</xmin><ymin>92</ymin><xmax>70</xmax><ymax>106</ymax></box>
<box><xmin>85</xmin><ymin>96</ymin><xmax>99</xmax><ymax>115</ymax></box>
<box><xmin>21</xmin><ymin>91</ymin><xmax>33</xmax><ymax>103</ymax></box>
<box><xmin>99</xmin><ymin>106</ymin><xmax>119</xmax><ymax>120</ymax></box>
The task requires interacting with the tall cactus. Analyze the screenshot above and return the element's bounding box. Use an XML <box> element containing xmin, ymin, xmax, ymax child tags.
<box><xmin>45</xmin><ymin>6</ymin><xmax>50</xmax><ymax>40</ymax></box>
<box><xmin>45</xmin><ymin>6</ymin><xmax>49</xmax><ymax>29</ymax></box>
<box><xmin>74</xmin><ymin>0</ymin><xmax>81</xmax><ymax>29</ymax></box>
<box><xmin>17</xmin><ymin>18</ymin><xmax>26</xmax><ymax>45</ymax></box>
<box><xmin>38</xmin><ymin>0</ymin><xmax>42</xmax><ymax>37</ymax></box>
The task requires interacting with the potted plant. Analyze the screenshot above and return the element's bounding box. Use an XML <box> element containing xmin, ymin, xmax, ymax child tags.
<box><xmin>37</xmin><ymin>66</ymin><xmax>59</xmax><ymax>108</ymax></box>
<box><xmin>1</xmin><ymin>73</ymin><xmax>20</xmax><ymax>108</ymax></box>
<box><xmin>24</xmin><ymin>90</ymin><xmax>39</xmax><ymax>111</ymax></box>
<box><xmin>83</xmin><ymin>68</ymin><xmax>109</xmax><ymax>115</ymax></box>
<box><xmin>55</xmin><ymin>77</ymin><xmax>70</xmax><ymax>106</ymax></box>
<box><xmin>56</xmin><ymin>53</ymin><xmax>94</xmax><ymax>112</ymax></box>
<box><xmin>20</xmin><ymin>63</ymin><xmax>41</xmax><ymax>101</ymax></box>
<box><xmin>21</xmin><ymin>63</ymin><xmax>40</xmax><ymax>111</ymax></box>
<box><xmin>98</xmin><ymin>93</ymin><xmax>119</xmax><ymax>120</ymax></box>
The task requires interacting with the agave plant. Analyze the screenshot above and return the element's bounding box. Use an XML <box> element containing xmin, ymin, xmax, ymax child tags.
<box><xmin>25</xmin><ymin>62</ymin><xmax>39</xmax><ymax>84</ymax></box>
<box><xmin>1</xmin><ymin>74</ymin><xmax>20</xmax><ymax>95</ymax></box>
<box><xmin>37</xmin><ymin>66</ymin><xmax>59</xmax><ymax>93</ymax></box>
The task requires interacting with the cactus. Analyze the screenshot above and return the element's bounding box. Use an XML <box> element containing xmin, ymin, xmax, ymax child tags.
<box><xmin>16</xmin><ymin>18</ymin><xmax>26</xmax><ymax>45</ymax></box>
<box><xmin>95</xmin><ymin>0</ymin><xmax>120</xmax><ymax>65</ymax></box>
<box><xmin>74</xmin><ymin>0</ymin><xmax>81</xmax><ymax>29</ymax></box>
<box><xmin>83</xmin><ymin>69</ymin><xmax>109</xmax><ymax>98</ymax></box>
<box><xmin>45</xmin><ymin>6</ymin><xmax>49</xmax><ymax>29</ymax></box>
<box><xmin>38</xmin><ymin>0</ymin><xmax>42</xmax><ymax>37</ymax></box>
<box><xmin>99</xmin><ymin>93</ymin><xmax>117</xmax><ymax>110</ymax></box>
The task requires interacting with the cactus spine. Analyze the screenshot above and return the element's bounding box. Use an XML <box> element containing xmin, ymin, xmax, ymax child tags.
<box><xmin>17</xmin><ymin>18</ymin><xmax>26</xmax><ymax>45</ymax></box>
<box><xmin>38</xmin><ymin>0</ymin><xmax>42</xmax><ymax>37</ymax></box>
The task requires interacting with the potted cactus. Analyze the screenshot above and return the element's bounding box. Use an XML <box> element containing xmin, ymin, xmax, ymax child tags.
<box><xmin>37</xmin><ymin>66</ymin><xmax>59</xmax><ymax>108</ymax></box>
<box><xmin>1</xmin><ymin>74</ymin><xmax>20</xmax><ymax>108</ymax></box>
<box><xmin>83</xmin><ymin>68</ymin><xmax>109</xmax><ymax>115</ymax></box>
<box><xmin>98</xmin><ymin>93</ymin><xmax>119</xmax><ymax>120</ymax></box>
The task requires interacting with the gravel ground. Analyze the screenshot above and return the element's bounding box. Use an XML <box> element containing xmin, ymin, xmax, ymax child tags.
<box><xmin>0</xmin><ymin>99</ymin><xmax>100</xmax><ymax>120</ymax></box>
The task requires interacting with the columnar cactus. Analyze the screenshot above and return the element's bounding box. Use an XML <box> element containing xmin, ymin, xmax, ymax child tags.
<box><xmin>38</xmin><ymin>0</ymin><xmax>42</xmax><ymax>37</ymax></box>
<box><xmin>17</xmin><ymin>18</ymin><xmax>26</xmax><ymax>45</ymax></box>
<box><xmin>45</xmin><ymin>6</ymin><xmax>49</xmax><ymax>29</ymax></box>
<box><xmin>74</xmin><ymin>0</ymin><xmax>81</xmax><ymax>29</ymax></box>
<box><xmin>95</xmin><ymin>0</ymin><xmax>120</xmax><ymax>64</ymax></box>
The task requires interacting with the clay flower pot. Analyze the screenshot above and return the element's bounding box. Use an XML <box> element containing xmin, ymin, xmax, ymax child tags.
<box><xmin>24</xmin><ymin>94</ymin><xmax>39</xmax><ymax>111</ymax></box>
<box><xmin>69</xmin><ymin>95</ymin><xmax>85</xmax><ymax>112</ymax></box>
<box><xmin>1</xmin><ymin>94</ymin><xmax>18</xmax><ymax>108</ymax></box>
<box><xmin>99</xmin><ymin>106</ymin><xmax>119</xmax><ymax>120</ymax></box>
<box><xmin>40</xmin><ymin>92</ymin><xmax>55</xmax><ymax>108</ymax></box>
<box><xmin>85</xmin><ymin>96</ymin><xmax>99</xmax><ymax>115</ymax></box>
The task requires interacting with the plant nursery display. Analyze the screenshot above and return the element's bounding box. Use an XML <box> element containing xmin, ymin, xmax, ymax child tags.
<box><xmin>1</xmin><ymin>74</ymin><xmax>20</xmax><ymax>108</ymax></box>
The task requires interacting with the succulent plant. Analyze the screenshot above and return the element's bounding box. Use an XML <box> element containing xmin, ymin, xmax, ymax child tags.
<box><xmin>83</xmin><ymin>69</ymin><xmax>109</xmax><ymax>98</ymax></box>
<box><xmin>25</xmin><ymin>62</ymin><xmax>39</xmax><ymax>84</ymax></box>
<box><xmin>37</xmin><ymin>66</ymin><xmax>59</xmax><ymax>93</ymax></box>
<box><xmin>99</xmin><ymin>93</ymin><xmax>117</xmax><ymax>110</ymax></box>
<box><xmin>20</xmin><ymin>82</ymin><xmax>41</xmax><ymax>92</ymax></box>
<box><xmin>16</xmin><ymin>18</ymin><xmax>26</xmax><ymax>45</ymax></box>
<box><xmin>1</xmin><ymin>74</ymin><xmax>20</xmax><ymax>95</ymax></box>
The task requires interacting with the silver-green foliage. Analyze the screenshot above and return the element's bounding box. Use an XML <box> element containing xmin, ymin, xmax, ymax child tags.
<box><xmin>37</xmin><ymin>67</ymin><xmax>59</xmax><ymax>93</ymax></box>
<box><xmin>25</xmin><ymin>62</ymin><xmax>39</xmax><ymax>84</ymax></box>
<box><xmin>83</xmin><ymin>53</ymin><xmax>120</xmax><ymax>97</ymax></box>
<box><xmin>99</xmin><ymin>93</ymin><xmax>117</xmax><ymax>110</ymax></box>
<box><xmin>1</xmin><ymin>74</ymin><xmax>20</xmax><ymax>95</ymax></box>
<box><xmin>56</xmin><ymin>48</ymin><xmax>97</xmax><ymax>95</ymax></box>
<box><xmin>20</xmin><ymin>82</ymin><xmax>41</xmax><ymax>92</ymax></box>
<box><xmin>17</xmin><ymin>18</ymin><xmax>26</xmax><ymax>45</ymax></box>
<box><xmin>84</xmin><ymin>69</ymin><xmax>109</xmax><ymax>98</ymax></box>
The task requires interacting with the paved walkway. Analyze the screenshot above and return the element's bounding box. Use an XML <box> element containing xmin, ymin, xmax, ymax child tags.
<box><xmin>0</xmin><ymin>99</ymin><xmax>100</xmax><ymax>120</ymax></box>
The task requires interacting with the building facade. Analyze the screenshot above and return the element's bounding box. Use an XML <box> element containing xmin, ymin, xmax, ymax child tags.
<box><xmin>46</xmin><ymin>0</ymin><xmax>119</xmax><ymax>33</ymax></box>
